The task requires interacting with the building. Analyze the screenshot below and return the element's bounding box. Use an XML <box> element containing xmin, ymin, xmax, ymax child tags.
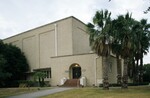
<box><xmin>3</xmin><ymin>16</ymin><xmax>122</xmax><ymax>86</ymax></box>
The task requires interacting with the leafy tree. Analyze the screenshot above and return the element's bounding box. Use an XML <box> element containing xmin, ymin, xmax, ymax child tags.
<box><xmin>87</xmin><ymin>9</ymin><xmax>112</xmax><ymax>90</ymax></box>
<box><xmin>144</xmin><ymin>6</ymin><xmax>150</xmax><ymax>14</ymax></box>
<box><xmin>0</xmin><ymin>40</ymin><xmax>29</xmax><ymax>87</ymax></box>
<box><xmin>0</xmin><ymin>55</ymin><xmax>11</xmax><ymax>86</ymax></box>
<box><xmin>143</xmin><ymin>64</ymin><xmax>150</xmax><ymax>82</ymax></box>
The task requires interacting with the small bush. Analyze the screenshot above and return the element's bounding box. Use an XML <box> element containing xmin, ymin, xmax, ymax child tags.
<box><xmin>18</xmin><ymin>80</ymin><xmax>37</xmax><ymax>87</ymax></box>
<box><xmin>128</xmin><ymin>82</ymin><xmax>149</xmax><ymax>86</ymax></box>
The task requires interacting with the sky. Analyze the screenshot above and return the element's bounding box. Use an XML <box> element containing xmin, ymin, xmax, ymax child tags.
<box><xmin>0</xmin><ymin>0</ymin><xmax>150</xmax><ymax>64</ymax></box>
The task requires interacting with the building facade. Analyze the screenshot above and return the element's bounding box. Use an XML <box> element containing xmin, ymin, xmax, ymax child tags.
<box><xmin>3</xmin><ymin>16</ymin><xmax>121</xmax><ymax>86</ymax></box>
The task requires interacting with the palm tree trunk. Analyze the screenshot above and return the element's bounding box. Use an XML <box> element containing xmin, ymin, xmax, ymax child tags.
<box><xmin>102</xmin><ymin>56</ymin><xmax>109</xmax><ymax>90</ymax></box>
<box><xmin>135</xmin><ymin>58</ymin><xmax>139</xmax><ymax>83</ymax></box>
<box><xmin>116</xmin><ymin>55</ymin><xmax>122</xmax><ymax>85</ymax></box>
<box><xmin>139</xmin><ymin>52</ymin><xmax>143</xmax><ymax>83</ymax></box>
<box><xmin>132</xmin><ymin>58</ymin><xmax>136</xmax><ymax>83</ymax></box>
<box><xmin>122</xmin><ymin>58</ymin><xmax>128</xmax><ymax>89</ymax></box>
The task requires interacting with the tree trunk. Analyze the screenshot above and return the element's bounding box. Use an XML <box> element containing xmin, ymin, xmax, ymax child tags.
<box><xmin>132</xmin><ymin>58</ymin><xmax>136</xmax><ymax>83</ymax></box>
<box><xmin>116</xmin><ymin>55</ymin><xmax>122</xmax><ymax>85</ymax></box>
<box><xmin>135</xmin><ymin>58</ymin><xmax>139</xmax><ymax>83</ymax></box>
<box><xmin>122</xmin><ymin>58</ymin><xmax>128</xmax><ymax>89</ymax></box>
<box><xmin>133</xmin><ymin>59</ymin><xmax>136</xmax><ymax>83</ymax></box>
<box><xmin>38</xmin><ymin>78</ymin><xmax>41</xmax><ymax>87</ymax></box>
<box><xmin>102</xmin><ymin>56</ymin><xmax>109</xmax><ymax>90</ymax></box>
<box><xmin>139</xmin><ymin>52</ymin><xmax>143</xmax><ymax>83</ymax></box>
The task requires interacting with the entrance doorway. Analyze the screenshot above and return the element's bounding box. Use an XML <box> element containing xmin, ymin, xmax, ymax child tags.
<box><xmin>72</xmin><ymin>66</ymin><xmax>81</xmax><ymax>79</ymax></box>
<box><xmin>69</xmin><ymin>63</ymin><xmax>81</xmax><ymax>79</ymax></box>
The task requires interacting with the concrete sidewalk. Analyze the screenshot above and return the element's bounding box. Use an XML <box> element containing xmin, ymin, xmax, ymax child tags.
<box><xmin>7</xmin><ymin>87</ymin><xmax>73</xmax><ymax>98</ymax></box>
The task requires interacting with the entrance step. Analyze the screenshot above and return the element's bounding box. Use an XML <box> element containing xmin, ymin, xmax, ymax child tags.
<box><xmin>62</xmin><ymin>79</ymin><xmax>81</xmax><ymax>87</ymax></box>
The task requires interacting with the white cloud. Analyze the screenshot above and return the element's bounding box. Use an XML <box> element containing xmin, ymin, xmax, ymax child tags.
<box><xmin>0</xmin><ymin>0</ymin><xmax>149</xmax><ymax>38</ymax></box>
<box><xmin>0</xmin><ymin>0</ymin><xmax>150</xmax><ymax>63</ymax></box>
<box><xmin>143</xmin><ymin>48</ymin><xmax>150</xmax><ymax>64</ymax></box>
<box><xmin>0</xmin><ymin>16</ymin><xmax>20</xmax><ymax>39</ymax></box>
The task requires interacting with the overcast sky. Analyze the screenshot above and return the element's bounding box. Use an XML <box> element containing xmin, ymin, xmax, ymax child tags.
<box><xmin>0</xmin><ymin>0</ymin><xmax>150</xmax><ymax>64</ymax></box>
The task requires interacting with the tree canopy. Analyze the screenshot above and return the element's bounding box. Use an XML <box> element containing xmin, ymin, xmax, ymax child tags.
<box><xmin>87</xmin><ymin>9</ymin><xmax>112</xmax><ymax>90</ymax></box>
<box><xmin>143</xmin><ymin>64</ymin><xmax>150</xmax><ymax>82</ymax></box>
<box><xmin>87</xmin><ymin>9</ymin><xmax>150</xmax><ymax>89</ymax></box>
<box><xmin>0</xmin><ymin>40</ymin><xmax>29</xmax><ymax>87</ymax></box>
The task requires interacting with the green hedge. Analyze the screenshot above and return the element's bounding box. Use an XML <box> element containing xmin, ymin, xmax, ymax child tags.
<box><xmin>99</xmin><ymin>82</ymin><xmax>149</xmax><ymax>87</ymax></box>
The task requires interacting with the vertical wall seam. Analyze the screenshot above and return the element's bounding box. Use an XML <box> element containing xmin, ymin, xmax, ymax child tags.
<box><xmin>54</xmin><ymin>24</ymin><xmax>58</xmax><ymax>56</ymax></box>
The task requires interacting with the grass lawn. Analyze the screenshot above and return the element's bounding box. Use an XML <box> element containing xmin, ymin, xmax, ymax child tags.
<box><xmin>0</xmin><ymin>87</ymin><xmax>52</xmax><ymax>98</ymax></box>
<box><xmin>41</xmin><ymin>86</ymin><xmax>150</xmax><ymax>98</ymax></box>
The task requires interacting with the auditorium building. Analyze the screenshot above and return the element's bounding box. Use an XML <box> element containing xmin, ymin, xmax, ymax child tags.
<box><xmin>3</xmin><ymin>16</ymin><xmax>123</xmax><ymax>86</ymax></box>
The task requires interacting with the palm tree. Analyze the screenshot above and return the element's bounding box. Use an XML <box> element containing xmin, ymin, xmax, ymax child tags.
<box><xmin>111</xmin><ymin>13</ymin><xmax>133</xmax><ymax>89</ymax></box>
<box><xmin>138</xmin><ymin>19</ymin><xmax>150</xmax><ymax>82</ymax></box>
<box><xmin>130</xmin><ymin>19</ymin><xmax>150</xmax><ymax>83</ymax></box>
<box><xmin>111</xmin><ymin>19</ymin><xmax>123</xmax><ymax>85</ymax></box>
<box><xmin>87</xmin><ymin>9</ymin><xmax>111</xmax><ymax>90</ymax></box>
<box><xmin>111</xmin><ymin>39</ymin><xmax>122</xmax><ymax>85</ymax></box>
<box><xmin>130</xmin><ymin>20</ymin><xmax>142</xmax><ymax>83</ymax></box>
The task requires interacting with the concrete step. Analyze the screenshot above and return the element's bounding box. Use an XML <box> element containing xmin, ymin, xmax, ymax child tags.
<box><xmin>63</xmin><ymin>79</ymin><xmax>81</xmax><ymax>87</ymax></box>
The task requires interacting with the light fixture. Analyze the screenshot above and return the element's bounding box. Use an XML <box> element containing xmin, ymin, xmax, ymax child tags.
<box><xmin>75</xmin><ymin>64</ymin><xmax>79</xmax><ymax>67</ymax></box>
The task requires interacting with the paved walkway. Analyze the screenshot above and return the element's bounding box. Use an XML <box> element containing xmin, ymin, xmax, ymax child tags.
<box><xmin>7</xmin><ymin>87</ymin><xmax>73</xmax><ymax>98</ymax></box>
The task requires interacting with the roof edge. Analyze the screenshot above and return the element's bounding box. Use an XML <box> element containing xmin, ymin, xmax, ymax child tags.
<box><xmin>3</xmin><ymin>16</ymin><xmax>86</xmax><ymax>40</ymax></box>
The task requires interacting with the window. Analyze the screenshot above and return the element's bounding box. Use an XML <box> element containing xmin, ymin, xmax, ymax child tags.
<box><xmin>34</xmin><ymin>68</ymin><xmax>51</xmax><ymax>79</ymax></box>
<box><xmin>44</xmin><ymin>70</ymin><xmax>51</xmax><ymax>78</ymax></box>
<box><xmin>44</xmin><ymin>69</ymin><xmax>51</xmax><ymax>78</ymax></box>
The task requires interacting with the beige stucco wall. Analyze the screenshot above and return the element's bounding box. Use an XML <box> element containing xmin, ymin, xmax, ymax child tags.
<box><xmin>22</xmin><ymin>36</ymin><xmax>36</xmax><ymax>70</ymax></box>
<box><xmin>50</xmin><ymin>54</ymin><xmax>118</xmax><ymax>86</ymax></box>
<box><xmin>96</xmin><ymin>57</ymin><xmax>103</xmax><ymax>86</ymax></box>
<box><xmin>96</xmin><ymin>56</ymin><xmax>118</xmax><ymax>85</ymax></box>
<box><xmin>108</xmin><ymin>56</ymin><xmax>117</xmax><ymax>83</ymax></box>
<box><xmin>50</xmin><ymin>53</ymin><xmax>99</xmax><ymax>86</ymax></box>
<box><xmin>72</xmin><ymin>18</ymin><xmax>91</xmax><ymax>54</ymax></box>
<box><xmin>3</xmin><ymin>16</ymin><xmax>120</xmax><ymax>86</ymax></box>
<box><xmin>39</xmin><ymin>30</ymin><xmax>55</xmax><ymax>68</ymax></box>
<box><xmin>3</xmin><ymin>17</ymin><xmax>74</xmax><ymax>72</ymax></box>
<box><xmin>56</xmin><ymin>18</ymin><xmax>73</xmax><ymax>56</ymax></box>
